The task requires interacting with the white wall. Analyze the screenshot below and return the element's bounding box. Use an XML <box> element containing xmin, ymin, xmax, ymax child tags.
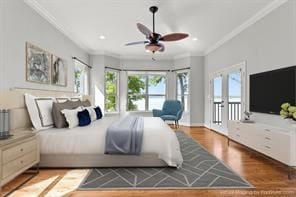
<box><xmin>174</xmin><ymin>56</ymin><xmax>204</xmax><ymax>126</ymax></box>
<box><xmin>204</xmin><ymin>1</ymin><xmax>296</xmax><ymax>129</ymax></box>
<box><xmin>89</xmin><ymin>55</ymin><xmax>105</xmax><ymax>109</ymax></box>
<box><xmin>120</xmin><ymin>59</ymin><xmax>173</xmax><ymax>70</ymax></box>
<box><xmin>0</xmin><ymin>1</ymin><xmax>4</xmax><ymax>91</ymax></box>
<box><xmin>190</xmin><ymin>56</ymin><xmax>204</xmax><ymax>126</ymax></box>
<box><xmin>0</xmin><ymin>0</ymin><xmax>89</xmax><ymax>92</ymax></box>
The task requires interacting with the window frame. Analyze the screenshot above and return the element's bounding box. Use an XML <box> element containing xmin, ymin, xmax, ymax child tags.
<box><xmin>127</xmin><ymin>71</ymin><xmax>168</xmax><ymax>112</ymax></box>
<box><xmin>104</xmin><ymin>68</ymin><xmax>120</xmax><ymax>113</ymax></box>
<box><xmin>176</xmin><ymin>69</ymin><xmax>190</xmax><ymax>111</ymax></box>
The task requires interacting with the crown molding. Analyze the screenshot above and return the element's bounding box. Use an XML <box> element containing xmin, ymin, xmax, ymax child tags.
<box><xmin>24</xmin><ymin>0</ymin><xmax>91</xmax><ymax>53</ymax></box>
<box><xmin>204</xmin><ymin>0</ymin><xmax>288</xmax><ymax>56</ymax></box>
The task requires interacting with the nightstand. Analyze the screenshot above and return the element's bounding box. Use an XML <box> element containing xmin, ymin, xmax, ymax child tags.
<box><xmin>0</xmin><ymin>130</ymin><xmax>40</xmax><ymax>196</ymax></box>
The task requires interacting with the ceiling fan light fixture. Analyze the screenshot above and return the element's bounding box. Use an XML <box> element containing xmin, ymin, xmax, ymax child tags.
<box><xmin>125</xmin><ymin>6</ymin><xmax>189</xmax><ymax>53</ymax></box>
<box><xmin>145</xmin><ymin>43</ymin><xmax>161</xmax><ymax>52</ymax></box>
<box><xmin>192</xmin><ymin>37</ymin><xmax>198</xmax><ymax>41</ymax></box>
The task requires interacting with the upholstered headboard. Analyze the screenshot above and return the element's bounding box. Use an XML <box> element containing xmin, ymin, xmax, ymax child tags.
<box><xmin>0</xmin><ymin>87</ymin><xmax>92</xmax><ymax>131</ymax></box>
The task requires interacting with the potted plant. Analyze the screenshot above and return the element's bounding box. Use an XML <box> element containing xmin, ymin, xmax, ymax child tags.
<box><xmin>280</xmin><ymin>102</ymin><xmax>296</xmax><ymax>121</ymax></box>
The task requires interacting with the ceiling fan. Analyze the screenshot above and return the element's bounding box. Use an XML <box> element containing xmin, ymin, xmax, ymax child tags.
<box><xmin>125</xmin><ymin>6</ymin><xmax>189</xmax><ymax>53</ymax></box>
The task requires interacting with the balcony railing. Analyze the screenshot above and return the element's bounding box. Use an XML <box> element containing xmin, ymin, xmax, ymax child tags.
<box><xmin>213</xmin><ymin>101</ymin><xmax>241</xmax><ymax>125</ymax></box>
<box><xmin>213</xmin><ymin>102</ymin><xmax>222</xmax><ymax>125</ymax></box>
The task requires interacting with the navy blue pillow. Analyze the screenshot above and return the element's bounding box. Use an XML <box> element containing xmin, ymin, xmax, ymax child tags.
<box><xmin>94</xmin><ymin>106</ymin><xmax>103</xmax><ymax>119</ymax></box>
<box><xmin>77</xmin><ymin>109</ymin><xmax>91</xmax><ymax>126</ymax></box>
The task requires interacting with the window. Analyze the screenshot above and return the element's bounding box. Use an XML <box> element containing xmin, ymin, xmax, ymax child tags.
<box><xmin>105</xmin><ymin>69</ymin><xmax>119</xmax><ymax>112</ymax></box>
<box><xmin>127</xmin><ymin>72</ymin><xmax>167</xmax><ymax>111</ymax></box>
<box><xmin>176</xmin><ymin>71</ymin><xmax>189</xmax><ymax>111</ymax></box>
<box><xmin>74</xmin><ymin>60</ymin><xmax>89</xmax><ymax>95</ymax></box>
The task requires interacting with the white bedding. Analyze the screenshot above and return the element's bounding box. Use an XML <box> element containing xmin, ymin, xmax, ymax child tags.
<box><xmin>37</xmin><ymin>116</ymin><xmax>183</xmax><ymax>167</ymax></box>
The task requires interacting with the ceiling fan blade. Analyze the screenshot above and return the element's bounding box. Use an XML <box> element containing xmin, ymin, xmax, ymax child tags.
<box><xmin>160</xmin><ymin>33</ymin><xmax>189</xmax><ymax>42</ymax></box>
<box><xmin>158</xmin><ymin>43</ymin><xmax>165</xmax><ymax>52</ymax></box>
<box><xmin>125</xmin><ymin>41</ymin><xmax>149</xmax><ymax>46</ymax></box>
<box><xmin>137</xmin><ymin>23</ymin><xmax>152</xmax><ymax>38</ymax></box>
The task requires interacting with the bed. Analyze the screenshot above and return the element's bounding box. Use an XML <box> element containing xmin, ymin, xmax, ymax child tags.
<box><xmin>1</xmin><ymin>88</ymin><xmax>183</xmax><ymax>168</ymax></box>
<box><xmin>38</xmin><ymin>116</ymin><xmax>183</xmax><ymax>168</ymax></box>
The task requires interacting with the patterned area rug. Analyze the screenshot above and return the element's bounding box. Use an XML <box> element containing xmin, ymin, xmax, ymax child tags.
<box><xmin>78</xmin><ymin>131</ymin><xmax>253</xmax><ymax>190</ymax></box>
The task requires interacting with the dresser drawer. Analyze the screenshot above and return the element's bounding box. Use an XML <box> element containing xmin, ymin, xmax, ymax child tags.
<box><xmin>2</xmin><ymin>150</ymin><xmax>38</xmax><ymax>179</ymax></box>
<box><xmin>2</xmin><ymin>137</ymin><xmax>37</xmax><ymax>164</ymax></box>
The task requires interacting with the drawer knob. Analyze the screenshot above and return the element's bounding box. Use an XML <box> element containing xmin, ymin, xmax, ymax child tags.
<box><xmin>265</xmin><ymin>137</ymin><xmax>271</xmax><ymax>140</ymax></box>
<box><xmin>265</xmin><ymin>129</ymin><xmax>271</xmax><ymax>132</ymax></box>
<box><xmin>265</xmin><ymin>146</ymin><xmax>271</xmax><ymax>149</ymax></box>
<box><xmin>20</xmin><ymin>160</ymin><xmax>23</xmax><ymax>164</ymax></box>
<box><xmin>236</xmin><ymin>134</ymin><xmax>240</xmax><ymax>137</ymax></box>
<box><xmin>20</xmin><ymin>148</ymin><xmax>23</xmax><ymax>152</ymax></box>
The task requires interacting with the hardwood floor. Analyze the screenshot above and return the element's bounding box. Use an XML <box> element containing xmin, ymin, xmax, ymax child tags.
<box><xmin>2</xmin><ymin>126</ymin><xmax>296</xmax><ymax>197</ymax></box>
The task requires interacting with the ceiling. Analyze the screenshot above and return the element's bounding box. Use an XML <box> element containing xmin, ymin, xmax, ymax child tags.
<box><xmin>27</xmin><ymin>0</ymin><xmax>274</xmax><ymax>58</ymax></box>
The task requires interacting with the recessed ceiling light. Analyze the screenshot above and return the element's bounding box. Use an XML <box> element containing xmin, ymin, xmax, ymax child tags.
<box><xmin>192</xmin><ymin>37</ymin><xmax>198</xmax><ymax>41</ymax></box>
<box><xmin>145</xmin><ymin>50</ymin><xmax>150</xmax><ymax>53</ymax></box>
<box><xmin>99</xmin><ymin>35</ymin><xmax>106</xmax><ymax>40</ymax></box>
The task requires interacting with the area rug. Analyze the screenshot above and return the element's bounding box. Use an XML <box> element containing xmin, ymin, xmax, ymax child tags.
<box><xmin>78</xmin><ymin>131</ymin><xmax>253</xmax><ymax>190</ymax></box>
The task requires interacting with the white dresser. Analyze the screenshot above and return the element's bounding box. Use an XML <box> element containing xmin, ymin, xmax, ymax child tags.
<box><xmin>0</xmin><ymin>131</ymin><xmax>40</xmax><ymax>187</ymax></box>
<box><xmin>228</xmin><ymin>120</ymin><xmax>296</xmax><ymax>179</ymax></box>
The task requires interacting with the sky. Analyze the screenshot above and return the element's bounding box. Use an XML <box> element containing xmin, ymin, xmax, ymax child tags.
<box><xmin>214</xmin><ymin>72</ymin><xmax>241</xmax><ymax>102</ymax></box>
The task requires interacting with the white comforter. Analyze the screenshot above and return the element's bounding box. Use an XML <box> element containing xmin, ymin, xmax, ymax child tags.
<box><xmin>37</xmin><ymin>116</ymin><xmax>183</xmax><ymax>167</ymax></box>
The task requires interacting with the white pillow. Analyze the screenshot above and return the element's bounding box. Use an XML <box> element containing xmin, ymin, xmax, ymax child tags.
<box><xmin>84</xmin><ymin>106</ymin><xmax>97</xmax><ymax>122</ymax></box>
<box><xmin>61</xmin><ymin>107</ymin><xmax>83</xmax><ymax>129</ymax></box>
<box><xmin>25</xmin><ymin>94</ymin><xmax>55</xmax><ymax>131</ymax></box>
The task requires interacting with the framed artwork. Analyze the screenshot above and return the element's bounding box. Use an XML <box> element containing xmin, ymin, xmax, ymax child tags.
<box><xmin>51</xmin><ymin>54</ymin><xmax>67</xmax><ymax>86</ymax></box>
<box><xmin>26</xmin><ymin>42</ymin><xmax>51</xmax><ymax>84</ymax></box>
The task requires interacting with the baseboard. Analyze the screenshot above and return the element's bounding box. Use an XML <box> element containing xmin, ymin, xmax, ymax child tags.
<box><xmin>179</xmin><ymin>122</ymin><xmax>204</xmax><ymax>127</ymax></box>
<box><xmin>203</xmin><ymin>124</ymin><xmax>211</xmax><ymax>129</ymax></box>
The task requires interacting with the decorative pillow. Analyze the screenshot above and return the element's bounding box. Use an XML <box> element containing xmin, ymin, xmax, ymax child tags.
<box><xmin>61</xmin><ymin>107</ymin><xmax>83</xmax><ymax>129</ymax></box>
<box><xmin>52</xmin><ymin>100</ymin><xmax>75</xmax><ymax>128</ymax></box>
<box><xmin>94</xmin><ymin>106</ymin><xmax>103</xmax><ymax>119</ymax></box>
<box><xmin>35</xmin><ymin>98</ymin><xmax>54</xmax><ymax>127</ymax></box>
<box><xmin>71</xmin><ymin>100</ymin><xmax>83</xmax><ymax>108</ymax></box>
<box><xmin>78</xmin><ymin>109</ymin><xmax>91</xmax><ymax>126</ymax></box>
<box><xmin>84</xmin><ymin>106</ymin><xmax>97</xmax><ymax>122</ymax></box>
<box><xmin>81</xmin><ymin>100</ymin><xmax>91</xmax><ymax>107</ymax></box>
<box><xmin>24</xmin><ymin>93</ymin><xmax>54</xmax><ymax>130</ymax></box>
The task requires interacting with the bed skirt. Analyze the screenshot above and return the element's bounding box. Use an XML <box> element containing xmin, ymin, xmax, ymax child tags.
<box><xmin>39</xmin><ymin>153</ymin><xmax>168</xmax><ymax>168</ymax></box>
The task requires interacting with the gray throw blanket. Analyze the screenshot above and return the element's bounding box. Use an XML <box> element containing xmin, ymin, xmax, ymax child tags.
<box><xmin>105</xmin><ymin>116</ymin><xmax>144</xmax><ymax>155</ymax></box>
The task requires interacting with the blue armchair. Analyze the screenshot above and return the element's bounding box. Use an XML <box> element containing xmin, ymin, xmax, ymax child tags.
<box><xmin>152</xmin><ymin>100</ymin><xmax>184</xmax><ymax>128</ymax></box>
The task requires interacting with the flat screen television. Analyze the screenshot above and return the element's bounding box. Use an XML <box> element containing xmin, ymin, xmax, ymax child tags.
<box><xmin>250</xmin><ymin>66</ymin><xmax>296</xmax><ymax>115</ymax></box>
